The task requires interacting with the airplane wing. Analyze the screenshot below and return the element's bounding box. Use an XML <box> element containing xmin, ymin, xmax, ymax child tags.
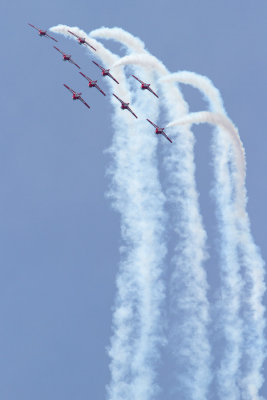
<box><xmin>92</xmin><ymin>61</ymin><xmax>104</xmax><ymax>71</ymax></box>
<box><xmin>132</xmin><ymin>75</ymin><xmax>143</xmax><ymax>84</ymax></box>
<box><xmin>54</xmin><ymin>46</ymin><xmax>64</xmax><ymax>55</ymax></box>
<box><xmin>147</xmin><ymin>87</ymin><xmax>159</xmax><ymax>98</ymax></box>
<box><xmin>79</xmin><ymin>96</ymin><xmax>90</xmax><ymax>109</ymax></box>
<box><xmin>108</xmin><ymin>72</ymin><xmax>119</xmax><ymax>84</ymax></box>
<box><xmin>162</xmin><ymin>132</ymin><xmax>172</xmax><ymax>143</ymax></box>
<box><xmin>28</xmin><ymin>23</ymin><xmax>39</xmax><ymax>31</ymax></box>
<box><xmin>84</xmin><ymin>40</ymin><xmax>96</xmax><ymax>51</ymax></box>
<box><xmin>79</xmin><ymin>72</ymin><xmax>90</xmax><ymax>82</ymax></box>
<box><xmin>69</xmin><ymin>59</ymin><xmax>80</xmax><ymax>69</ymax></box>
<box><xmin>127</xmin><ymin>107</ymin><xmax>138</xmax><ymax>119</ymax></box>
<box><xmin>63</xmin><ymin>84</ymin><xmax>75</xmax><ymax>94</ymax></box>
<box><xmin>146</xmin><ymin>119</ymin><xmax>158</xmax><ymax>129</ymax></box>
<box><xmin>45</xmin><ymin>33</ymin><xmax>58</xmax><ymax>42</ymax></box>
<box><xmin>113</xmin><ymin>93</ymin><xmax>123</xmax><ymax>104</ymax></box>
<box><xmin>95</xmin><ymin>84</ymin><xmax>106</xmax><ymax>96</ymax></box>
<box><xmin>68</xmin><ymin>30</ymin><xmax>79</xmax><ymax>39</ymax></box>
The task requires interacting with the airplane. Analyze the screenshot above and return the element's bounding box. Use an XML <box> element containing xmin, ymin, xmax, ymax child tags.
<box><xmin>63</xmin><ymin>84</ymin><xmax>90</xmax><ymax>109</ymax></box>
<box><xmin>54</xmin><ymin>47</ymin><xmax>80</xmax><ymax>69</ymax></box>
<box><xmin>146</xmin><ymin>119</ymin><xmax>172</xmax><ymax>143</ymax></box>
<box><xmin>79</xmin><ymin>72</ymin><xmax>106</xmax><ymax>96</ymax></box>
<box><xmin>68</xmin><ymin>30</ymin><xmax>96</xmax><ymax>51</ymax></box>
<box><xmin>132</xmin><ymin>75</ymin><xmax>159</xmax><ymax>98</ymax></box>
<box><xmin>113</xmin><ymin>94</ymin><xmax>138</xmax><ymax>118</ymax></box>
<box><xmin>28</xmin><ymin>23</ymin><xmax>58</xmax><ymax>42</ymax></box>
<box><xmin>92</xmin><ymin>61</ymin><xmax>119</xmax><ymax>84</ymax></box>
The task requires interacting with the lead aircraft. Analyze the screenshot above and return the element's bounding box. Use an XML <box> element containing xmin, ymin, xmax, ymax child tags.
<box><xmin>113</xmin><ymin>94</ymin><xmax>138</xmax><ymax>118</ymax></box>
<box><xmin>146</xmin><ymin>119</ymin><xmax>172</xmax><ymax>143</ymax></box>
<box><xmin>28</xmin><ymin>23</ymin><xmax>58</xmax><ymax>42</ymax></box>
<box><xmin>63</xmin><ymin>84</ymin><xmax>90</xmax><ymax>109</ymax></box>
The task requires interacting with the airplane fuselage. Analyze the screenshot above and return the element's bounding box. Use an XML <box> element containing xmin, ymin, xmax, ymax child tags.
<box><xmin>141</xmin><ymin>83</ymin><xmax>150</xmax><ymax>89</ymax></box>
<box><xmin>121</xmin><ymin>103</ymin><xmax>129</xmax><ymax>109</ymax></box>
<box><xmin>39</xmin><ymin>31</ymin><xmax>46</xmax><ymax>36</ymax></box>
<box><xmin>63</xmin><ymin>55</ymin><xmax>71</xmax><ymax>60</ymax></box>
<box><xmin>89</xmin><ymin>81</ymin><xmax>97</xmax><ymax>87</ymax></box>
<box><xmin>156</xmin><ymin>128</ymin><xmax>164</xmax><ymax>134</ymax></box>
<box><xmin>72</xmin><ymin>94</ymin><xmax>80</xmax><ymax>100</ymax></box>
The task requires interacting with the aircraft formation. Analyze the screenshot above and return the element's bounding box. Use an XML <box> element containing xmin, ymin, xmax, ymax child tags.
<box><xmin>28</xmin><ymin>23</ymin><xmax>173</xmax><ymax>144</ymax></box>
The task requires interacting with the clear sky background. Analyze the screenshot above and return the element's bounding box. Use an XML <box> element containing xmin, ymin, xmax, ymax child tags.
<box><xmin>1</xmin><ymin>1</ymin><xmax>266</xmax><ymax>399</ymax></box>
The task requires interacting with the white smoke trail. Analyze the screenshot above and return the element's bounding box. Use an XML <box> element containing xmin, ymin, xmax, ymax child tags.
<box><xmin>166</xmin><ymin>111</ymin><xmax>245</xmax><ymax>182</ymax></box>
<box><xmin>163</xmin><ymin>72</ymin><xmax>266</xmax><ymax>399</ymax></box>
<box><xmin>167</xmin><ymin>111</ymin><xmax>244</xmax><ymax>398</ymax></box>
<box><xmin>161</xmin><ymin>71</ymin><xmax>224</xmax><ymax>112</ymax></box>
<box><xmin>91</xmin><ymin>26</ymin><xmax>146</xmax><ymax>54</ymax></box>
<box><xmin>50</xmin><ymin>24</ymin><xmax>167</xmax><ymax>400</ymax></box>
<box><xmin>50</xmin><ymin>25</ymin><xmax>265</xmax><ymax>400</ymax></box>
<box><xmin>91</xmin><ymin>29</ymin><xmax>212</xmax><ymax>400</ymax></box>
<box><xmin>89</xmin><ymin>29</ymin><xmax>169</xmax><ymax>400</ymax></box>
<box><xmin>166</xmin><ymin>110</ymin><xmax>236</xmax><ymax>131</ymax></box>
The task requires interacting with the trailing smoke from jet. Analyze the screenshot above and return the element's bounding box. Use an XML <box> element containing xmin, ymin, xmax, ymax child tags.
<box><xmin>166</xmin><ymin>111</ymin><xmax>245</xmax><ymax>181</ymax></box>
<box><xmin>89</xmin><ymin>28</ymin><xmax>266</xmax><ymax>400</ymax></box>
<box><xmin>167</xmin><ymin>110</ymin><xmax>245</xmax><ymax>399</ymax></box>
<box><xmin>91</xmin><ymin>27</ymin><xmax>212</xmax><ymax>400</ymax></box>
<box><xmin>91</xmin><ymin>26</ymin><xmax>146</xmax><ymax>54</ymax></box>
<box><xmin>50</xmin><ymin>24</ymin><xmax>265</xmax><ymax>400</ymax></box>
<box><xmin>51</xmin><ymin>24</ymin><xmax>167</xmax><ymax>400</ymax></box>
<box><xmin>162</xmin><ymin>71</ymin><xmax>266</xmax><ymax>399</ymax></box>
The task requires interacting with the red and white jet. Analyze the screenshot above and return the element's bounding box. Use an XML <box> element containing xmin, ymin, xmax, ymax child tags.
<box><xmin>146</xmin><ymin>119</ymin><xmax>172</xmax><ymax>143</ymax></box>
<box><xmin>132</xmin><ymin>75</ymin><xmax>159</xmax><ymax>98</ymax></box>
<box><xmin>79</xmin><ymin>72</ymin><xmax>106</xmax><ymax>96</ymax></box>
<box><xmin>54</xmin><ymin>47</ymin><xmax>80</xmax><ymax>69</ymax></box>
<box><xmin>68</xmin><ymin>30</ymin><xmax>96</xmax><ymax>51</ymax></box>
<box><xmin>92</xmin><ymin>61</ymin><xmax>119</xmax><ymax>84</ymax></box>
<box><xmin>28</xmin><ymin>23</ymin><xmax>58</xmax><ymax>42</ymax></box>
<box><xmin>113</xmin><ymin>94</ymin><xmax>138</xmax><ymax>118</ymax></box>
<box><xmin>63</xmin><ymin>84</ymin><xmax>90</xmax><ymax>109</ymax></box>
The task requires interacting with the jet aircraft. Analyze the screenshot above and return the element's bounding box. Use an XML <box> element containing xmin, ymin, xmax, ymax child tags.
<box><xmin>63</xmin><ymin>84</ymin><xmax>90</xmax><ymax>109</ymax></box>
<box><xmin>68</xmin><ymin>30</ymin><xmax>96</xmax><ymax>51</ymax></box>
<box><xmin>54</xmin><ymin>47</ymin><xmax>80</xmax><ymax>68</ymax></box>
<box><xmin>92</xmin><ymin>61</ymin><xmax>119</xmax><ymax>84</ymax></box>
<box><xmin>146</xmin><ymin>119</ymin><xmax>172</xmax><ymax>143</ymax></box>
<box><xmin>79</xmin><ymin>72</ymin><xmax>106</xmax><ymax>96</ymax></box>
<box><xmin>28</xmin><ymin>23</ymin><xmax>58</xmax><ymax>42</ymax></box>
<box><xmin>132</xmin><ymin>75</ymin><xmax>159</xmax><ymax>98</ymax></box>
<box><xmin>113</xmin><ymin>94</ymin><xmax>138</xmax><ymax>118</ymax></box>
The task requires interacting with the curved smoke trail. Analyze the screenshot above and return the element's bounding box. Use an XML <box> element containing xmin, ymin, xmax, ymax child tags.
<box><xmin>91</xmin><ymin>29</ymin><xmax>212</xmax><ymax>400</ymax></box>
<box><xmin>167</xmin><ymin>110</ymin><xmax>245</xmax><ymax>398</ymax></box>
<box><xmin>163</xmin><ymin>72</ymin><xmax>266</xmax><ymax>399</ymax></box>
<box><xmin>166</xmin><ymin>110</ymin><xmax>237</xmax><ymax>132</ymax></box>
<box><xmin>161</xmin><ymin>72</ymin><xmax>246</xmax><ymax>176</ymax></box>
<box><xmin>166</xmin><ymin>111</ymin><xmax>244</xmax><ymax>180</ymax></box>
<box><xmin>91</xmin><ymin>26</ymin><xmax>146</xmax><ymax>54</ymax></box>
<box><xmin>50</xmin><ymin>25</ymin><xmax>265</xmax><ymax>400</ymax></box>
<box><xmin>161</xmin><ymin>71</ymin><xmax>224</xmax><ymax>111</ymax></box>
<box><xmin>50</xmin><ymin>25</ymin><xmax>167</xmax><ymax>400</ymax></box>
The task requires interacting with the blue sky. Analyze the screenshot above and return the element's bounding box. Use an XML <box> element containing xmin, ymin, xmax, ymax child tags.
<box><xmin>1</xmin><ymin>1</ymin><xmax>267</xmax><ymax>399</ymax></box>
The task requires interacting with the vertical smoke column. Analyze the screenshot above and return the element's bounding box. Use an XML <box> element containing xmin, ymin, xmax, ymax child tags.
<box><xmin>163</xmin><ymin>71</ymin><xmax>266</xmax><ymax>399</ymax></box>
<box><xmin>159</xmin><ymin>71</ymin><xmax>211</xmax><ymax>400</ymax></box>
<box><xmin>50</xmin><ymin>25</ymin><xmax>167</xmax><ymax>400</ymax></box>
<box><xmin>91</xmin><ymin>28</ymin><xmax>212</xmax><ymax>400</ymax></box>
<box><xmin>167</xmin><ymin>110</ymin><xmax>244</xmax><ymax>399</ymax></box>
